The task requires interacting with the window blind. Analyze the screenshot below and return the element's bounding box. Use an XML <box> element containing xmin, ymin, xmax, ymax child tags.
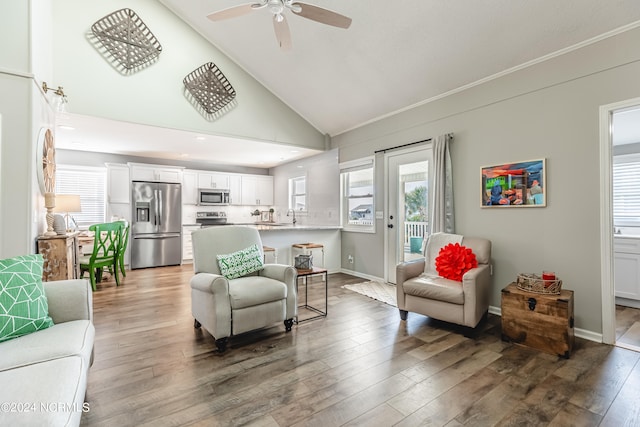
<box><xmin>340</xmin><ymin>157</ymin><xmax>375</xmax><ymax>232</ymax></box>
<box><xmin>55</xmin><ymin>165</ymin><xmax>107</xmax><ymax>227</ymax></box>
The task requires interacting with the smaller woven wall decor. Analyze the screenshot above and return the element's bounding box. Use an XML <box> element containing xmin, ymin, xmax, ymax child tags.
<box><xmin>91</xmin><ymin>8</ymin><xmax>162</xmax><ymax>72</ymax></box>
<box><xmin>183</xmin><ymin>62</ymin><xmax>237</xmax><ymax>115</ymax></box>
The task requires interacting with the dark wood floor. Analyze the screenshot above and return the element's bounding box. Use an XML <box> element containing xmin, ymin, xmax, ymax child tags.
<box><xmin>80</xmin><ymin>265</ymin><xmax>640</xmax><ymax>426</ymax></box>
<box><xmin>616</xmin><ymin>304</ymin><xmax>640</xmax><ymax>352</ymax></box>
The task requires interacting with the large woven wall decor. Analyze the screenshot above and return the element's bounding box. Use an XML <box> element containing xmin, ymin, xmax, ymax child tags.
<box><xmin>91</xmin><ymin>8</ymin><xmax>162</xmax><ymax>74</ymax></box>
<box><xmin>183</xmin><ymin>62</ymin><xmax>237</xmax><ymax>119</ymax></box>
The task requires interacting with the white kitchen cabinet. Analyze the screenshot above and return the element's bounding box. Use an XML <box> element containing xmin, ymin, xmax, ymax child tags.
<box><xmin>106</xmin><ymin>163</ymin><xmax>130</xmax><ymax>204</ymax></box>
<box><xmin>198</xmin><ymin>172</ymin><xmax>229</xmax><ymax>189</ymax></box>
<box><xmin>182</xmin><ymin>226</ymin><xmax>201</xmax><ymax>262</ymax></box>
<box><xmin>614</xmin><ymin>237</ymin><xmax>640</xmax><ymax>304</ymax></box>
<box><xmin>228</xmin><ymin>174</ymin><xmax>241</xmax><ymax>205</ymax></box>
<box><xmin>182</xmin><ymin>170</ymin><xmax>198</xmax><ymax>205</ymax></box>
<box><xmin>130</xmin><ymin>163</ymin><xmax>183</xmax><ymax>183</ymax></box>
<box><xmin>241</xmin><ymin>175</ymin><xmax>273</xmax><ymax>206</ymax></box>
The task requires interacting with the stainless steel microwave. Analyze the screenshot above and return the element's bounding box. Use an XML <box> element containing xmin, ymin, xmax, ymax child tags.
<box><xmin>198</xmin><ymin>188</ymin><xmax>230</xmax><ymax>206</ymax></box>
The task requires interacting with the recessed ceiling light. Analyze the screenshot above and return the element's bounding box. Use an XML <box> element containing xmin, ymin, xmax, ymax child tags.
<box><xmin>58</xmin><ymin>125</ymin><xmax>75</xmax><ymax>130</ymax></box>
<box><xmin>180</xmin><ymin>153</ymin><xmax>189</xmax><ymax>158</ymax></box>
<box><xmin>195</xmin><ymin>136</ymin><xmax>206</xmax><ymax>141</ymax></box>
<box><xmin>290</xmin><ymin>150</ymin><xmax>299</xmax><ymax>154</ymax></box>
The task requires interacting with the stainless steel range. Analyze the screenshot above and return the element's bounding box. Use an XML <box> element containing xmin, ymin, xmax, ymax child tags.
<box><xmin>196</xmin><ymin>211</ymin><xmax>231</xmax><ymax>227</ymax></box>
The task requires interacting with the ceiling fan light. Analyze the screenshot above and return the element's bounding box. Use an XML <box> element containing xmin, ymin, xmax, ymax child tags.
<box><xmin>267</xmin><ymin>0</ymin><xmax>284</xmax><ymax>15</ymax></box>
<box><xmin>275</xmin><ymin>13</ymin><xmax>284</xmax><ymax>23</ymax></box>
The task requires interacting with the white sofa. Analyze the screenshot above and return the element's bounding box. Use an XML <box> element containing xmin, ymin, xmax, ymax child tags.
<box><xmin>0</xmin><ymin>279</ymin><xmax>95</xmax><ymax>427</ymax></box>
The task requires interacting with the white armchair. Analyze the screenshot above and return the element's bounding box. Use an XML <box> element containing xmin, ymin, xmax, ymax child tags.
<box><xmin>190</xmin><ymin>226</ymin><xmax>297</xmax><ymax>352</ymax></box>
<box><xmin>396</xmin><ymin>233</ymin><xmax>492</xmax><ymax>332</ymax></box>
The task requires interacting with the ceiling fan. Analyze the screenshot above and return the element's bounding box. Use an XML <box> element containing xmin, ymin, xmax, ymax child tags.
<box><xmin>207</xmin><ymin>0</ymin><xmax>352</xmax><ymax>50</ymax></box>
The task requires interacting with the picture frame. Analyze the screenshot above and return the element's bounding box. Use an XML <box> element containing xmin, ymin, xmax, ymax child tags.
<box><xmin>260</xmin><ymin>211</ymin><xmax>270</xmax><ymax>222</ymax></box>
<box><xmin>481</xmin><ymin>159</ymin><xmax>546</xmax><ymax>207</ymax></box>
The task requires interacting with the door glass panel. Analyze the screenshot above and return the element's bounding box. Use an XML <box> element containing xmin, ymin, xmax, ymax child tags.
<box><xmin>400</xmin><ymin>161</ymin><xmax>429</xmax><ymax>262</ymax></box>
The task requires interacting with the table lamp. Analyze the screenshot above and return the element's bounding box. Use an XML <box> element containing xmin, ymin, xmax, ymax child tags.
<box><xmin>53</xmin><ymin>194</ymin><xmax>82</xmax><ymax>232</ymax></box>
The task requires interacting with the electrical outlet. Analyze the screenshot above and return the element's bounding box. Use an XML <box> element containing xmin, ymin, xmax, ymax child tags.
<box><xmin>348</xmin><ymin>254</ymin><xmax>354</xmax><ymax>264</ymax></box>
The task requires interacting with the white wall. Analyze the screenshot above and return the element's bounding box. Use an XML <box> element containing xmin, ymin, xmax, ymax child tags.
<box><xmin>271</xmin><ymin>149</ymin><xmax>340</xmax><ymax>226</ymax></box>
<box><xmin>0</xmin><ymin>1</ymin><xmax>59</xmax><ymax>258</ymax></box>
<box><xmin>333</xmin><ymin>26</ymin><xmax>640</xmax><ymax>335</ymax></box>
<box><xmin>0</xmin><ymin>1</ymin><xmax>29</xmax><ymax>72</ymax></box>
<box><xmin>51</xmin><ymin>0</ymin><xmax>325</xmax><ymax>151</ymax></box>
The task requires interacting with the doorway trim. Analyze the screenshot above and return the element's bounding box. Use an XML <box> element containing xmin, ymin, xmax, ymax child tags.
<box><xmin>599</xmin><ymin>96</ymin><xmax>640</xmax><ymax>345</ymax></box>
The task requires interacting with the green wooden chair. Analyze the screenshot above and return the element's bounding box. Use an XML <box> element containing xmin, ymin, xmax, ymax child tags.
<box><xmin>79</xmin><ymin>222</ymin><xmax>122</xmax><ymax>291</ymax></box>
<box><xmin>116</xmin><ymin>220</ymin><xmax>130</xmax><ymax>278</ymax></box>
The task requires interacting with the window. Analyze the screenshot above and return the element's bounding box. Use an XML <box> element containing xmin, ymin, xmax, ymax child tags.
<box><xmin>613</xmin><ymin>154</ymin><xmax>640</xmax><ymax>226</ymax></box>
<box><xmin>55</xmin><ymin>165</ymin><xmax>107</xmax><ymax>228</ymax></box>
<box><xmin>340</xmin><ymin>157</ymin><xmax>375</xmax><ymax>232</ymax></box>
<box><xmin>288</xmin><ymin>176</ymin><xmax>307</xmax><ymax>211</ymax></box>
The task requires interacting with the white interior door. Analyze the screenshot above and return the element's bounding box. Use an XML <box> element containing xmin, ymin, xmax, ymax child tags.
<box><xmin>385</xmin><ymin>147</ymin><xmax>432</xmax><ymax>283</ymax></box>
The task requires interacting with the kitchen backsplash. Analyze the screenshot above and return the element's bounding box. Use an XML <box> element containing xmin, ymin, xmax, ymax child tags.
<box><xmin>182</xmin><ymin>204</ymin><xmax>339</xmax><ymax>226</ymax></box>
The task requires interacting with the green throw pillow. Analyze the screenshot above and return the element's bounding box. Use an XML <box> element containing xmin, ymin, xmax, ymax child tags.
<box><xmin>0</xmin><ymin>254</ymin><xmax>54</xmax><ymax>342</ymax></box>
<box><xmin>216</xmin><ymin>244</ymin><xmax>264</xmax><ymax>280</ymax></box>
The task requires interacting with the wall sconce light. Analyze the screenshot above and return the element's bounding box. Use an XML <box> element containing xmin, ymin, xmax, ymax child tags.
<box><xmin>42</xmin><ymin>82</ymin><xmax>69</xmax><ymax>113</ymax></box>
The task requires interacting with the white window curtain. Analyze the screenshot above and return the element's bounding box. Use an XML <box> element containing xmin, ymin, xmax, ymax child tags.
<box><xmin>430</xmin><ymin>133</ymin><xmax>454</xmax><ymax>234</ymax></box>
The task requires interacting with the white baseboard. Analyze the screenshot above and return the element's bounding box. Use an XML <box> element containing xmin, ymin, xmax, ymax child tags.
<box><xmin>615</xmin><ymin>297</ymin><xmax>640</xmax><ymax>309</ymax></box>
<box><xmin>488</xmin><ymin>305</ymin><xmax>602</xmax><ymax>343</ymax></box>
<box><xmin>339</xmin><ymin>268</ymin><xmax>385</xmax><ymax>283</ymax></box>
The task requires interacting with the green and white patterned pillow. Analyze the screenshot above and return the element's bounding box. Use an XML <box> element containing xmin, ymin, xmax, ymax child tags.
<box><xmin>0</xmin><ymin>254</ymin><xmax>54</xmax><ymax>342</ymax></box>
<box><xmin>216</xmin><ymin>244</ymin><xmax>264</xmax><ymax>280</ymax></box>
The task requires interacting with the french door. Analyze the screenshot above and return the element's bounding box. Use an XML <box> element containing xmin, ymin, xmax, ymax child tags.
<box><xmin>385</xmin><ymin>147</ymin><xmax>432</xmax><ymax>283</ymax></box>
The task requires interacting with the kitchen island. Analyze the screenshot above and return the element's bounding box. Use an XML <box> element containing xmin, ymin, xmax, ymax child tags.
<box><xmin>182</xmin><ymin>223</ymin><xmax>342</xmax><ymax>272</ymax></box>
<box><xmin>249</xmin><ymin>224</ymin><xmax>341</xmax><ymax>273</ymax></box>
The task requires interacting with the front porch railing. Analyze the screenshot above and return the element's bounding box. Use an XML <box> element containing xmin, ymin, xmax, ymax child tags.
<box><xmin>404</xmin><ymin>221</ymin><xmax>428</xmax><ymax>244</ymax></box>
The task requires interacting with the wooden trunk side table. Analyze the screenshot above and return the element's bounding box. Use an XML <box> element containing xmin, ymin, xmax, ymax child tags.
<box><xmin>501</xmin><ymin>282</ymin><xmax>574</xmax><ymax>358</ymax></box>
<box><xmin>37</xmin><ymin>233</ymin><xmax>80</xmax><ymax>281</ymax></box>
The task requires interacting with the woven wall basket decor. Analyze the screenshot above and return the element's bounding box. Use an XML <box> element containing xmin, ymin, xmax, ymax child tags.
<box><xmin>183</xmin><ymin>62</ymin><xmax>237</xmax><ymax>117</ymax></box>
<box><xmin>91</xmin><ymin>8</ymin><xmax>162</xmax><ymax>73</ymax></box>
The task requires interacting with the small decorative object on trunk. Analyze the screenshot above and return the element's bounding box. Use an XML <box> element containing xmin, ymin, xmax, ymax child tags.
<box><xmin>295</xmin><ymin>254</ymin><xmax>313</xmax><ymax>270</ymax></box>
<box><xmin>91</xmin><ymin>9</ymin><xmax>162</xmax><ymax>74</ymax></box>
<box><xmin>516</xmin><ymin>273</ymin><xmax>562</xmax><ymax>295</ymax></box>
<box><xmin>183</xmin><ymin>62</ymin><xmax>236</xmax><ymax>119</ymax></box>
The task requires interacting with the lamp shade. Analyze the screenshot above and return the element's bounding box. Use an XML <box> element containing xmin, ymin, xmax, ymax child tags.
<box><xmin>53</xmin><ymin>194</ymin><xmax>82</xmax><ymax>213</ymax></box>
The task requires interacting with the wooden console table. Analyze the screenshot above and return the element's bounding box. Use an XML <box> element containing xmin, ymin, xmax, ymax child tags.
<box><xmin>37</xmin><ymin>232</ymin><xmax>80</xmax><ymax>281</ymax></box>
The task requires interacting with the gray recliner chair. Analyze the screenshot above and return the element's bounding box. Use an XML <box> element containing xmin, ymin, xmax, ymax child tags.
<box><xmin>396</xmin><ymin>232</ymin><xmax>492</xmax><ymax>332</ymax></box>
<box><xmin>190</xmin><ymin>226</ymin><xmax>297</xmax><ymax>352</ymax></box>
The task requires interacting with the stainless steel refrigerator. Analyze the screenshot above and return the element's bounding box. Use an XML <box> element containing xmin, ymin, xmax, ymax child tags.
<box><xmin>131</xmin><ymin>181</ymin><xmax>182</xmax><ymax>269</ymax></box>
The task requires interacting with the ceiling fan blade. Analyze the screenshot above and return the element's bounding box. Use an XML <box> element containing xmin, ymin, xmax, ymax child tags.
<box><xmin>291</xmin><ymin>3</ymin><xmax>352</xmax><ymax>29</ymax></box>
<box><xmin>273</xmin><ymin>15</ymin><xmax>292</xmax><ymax>50</ymax></box>
<box><xmin>207</xmin><ymin>4</ymin><xmax>256</xmax><ymax>21</ymax></box>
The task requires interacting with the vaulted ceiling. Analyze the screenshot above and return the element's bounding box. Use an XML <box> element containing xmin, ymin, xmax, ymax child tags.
<box><xmin>159</xmin><ymin>0</ymin><xmax>640</xmax><ymax>137</ymax></box>
<box><xmin>55</xmin><ymin>1</ymin><xmax>640</xmax><ymax>167</ymax></box>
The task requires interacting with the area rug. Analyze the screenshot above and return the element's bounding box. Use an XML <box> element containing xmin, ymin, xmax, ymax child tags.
<box><xmin>342</xmin><ymin>281</ymin><xmax>397</xmax><ymax>307</ymax></box>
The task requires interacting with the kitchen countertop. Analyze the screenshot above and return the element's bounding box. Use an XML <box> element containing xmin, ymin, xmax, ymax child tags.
<box><xmin>251</xmin><ymin>224</ymin><xmax>342</xmax><ymax>231</ymax></box>
<box><xmin>183</xmin><ymin>223</ymin><xmax>342</xmax><ymax>231</ymax></box>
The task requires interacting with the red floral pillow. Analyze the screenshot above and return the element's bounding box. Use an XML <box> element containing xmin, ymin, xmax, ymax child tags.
<box><xmin>435</xmin><ymin>243</ymin><xmax>478</xmax><ymax>282</ymax></box>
